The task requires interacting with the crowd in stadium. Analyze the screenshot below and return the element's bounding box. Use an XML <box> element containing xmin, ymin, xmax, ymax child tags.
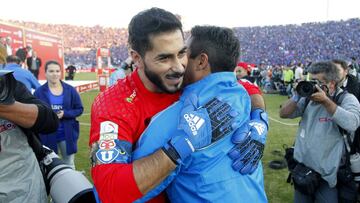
<box><xmin>2</xmin><ymin>6</ymin><xmax>360</xmax><ymax>203</ymax></box>
<box><xmin>4</xmin><ymin>18</ymin><xmax>360</xmax><ymax>68</ymax></box>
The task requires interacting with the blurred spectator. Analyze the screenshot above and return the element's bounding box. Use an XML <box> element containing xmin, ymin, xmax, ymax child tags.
<box><xmin>5</xmin><ymin>37</ymin><xmax>12</xmax><ymax>56</ymax></box>
<box><xmin>294</xmin><ymin>63</ymin><xmax>304</xmax><ymax>82</ymax></box>
<box><xmin>3</xmin><ymin>55</ymin><xmax>40</xmax><ymax>92</ymax></box>
<box><xmin>349</xmin><ymin>57</ymin><xmax>360</xmax><ymax>79</ymax></box>
<box><xmin>26</xmin><ymin>51</ymin><xmax>42</xmax><ymax>79</ymax></box>
<box><xmin>109</xmin><ymin>57</ymin><xmax>132</xmax><ymax>86</ymax></box>
<box><xmin>0</xmin><ymin>36</ymin><xmax>5</xmax><ymax>46</ymax></box>
<box><xmin>65</xmin><ymin>65</ymin><xmax>77</xmax><ymax>80</ymax></box>
<box><xmin>0</xmin><ymin>43</ymin><xmax>6</xmax><ymax>67</ymax></box>
<box><xmin>234</xmin><ymin>62</ymin><xmax>254</xmax><ymax>82</ymax></box>
<box><xmin>15</xmin><ymin>48</ymin><xmax>28</xmax><ymax>67</ymax></box>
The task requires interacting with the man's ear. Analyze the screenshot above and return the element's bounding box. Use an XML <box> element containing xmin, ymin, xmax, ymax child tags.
<box><xmin>129</xmin><ymin>49</ymin><xmax>142</xmax><ymax>69</ymax></box>
<box><xmin>197</xmin><ymin>53</ymin><xmax>209</xmax><ymax>71</ymax></box>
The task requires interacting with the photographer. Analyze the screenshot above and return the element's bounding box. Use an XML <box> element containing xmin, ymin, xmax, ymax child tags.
<box><xmin>279</xmin><ymin>61</ymin><xmax>360</xmax><ymax>203</ymax></box>
<box><xmin>109</xmin><ymin>57</ymin><xmax>133</xmax><ymax>86</ymax></box>
<box><xmin>0</xmin><ymin>71</ymin><xmax>59</xmax><ymax>202</ymax></box>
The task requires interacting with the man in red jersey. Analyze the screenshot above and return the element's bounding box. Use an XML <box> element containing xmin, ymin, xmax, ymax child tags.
<box><xmin>90</xmin><ymin>8</ymin><xmax>267</xmax><ymax>203</ymax></box>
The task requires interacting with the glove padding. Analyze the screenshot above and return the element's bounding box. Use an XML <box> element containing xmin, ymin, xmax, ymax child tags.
<box><xmin>228</xmin><ymin>109</ymin><xmax>268</xmax><ymax>174</ymax></box>
<box><xmin>164</xmin><ymin>94</ymin><xmax>240</xmax><ymax>165</ymax></box>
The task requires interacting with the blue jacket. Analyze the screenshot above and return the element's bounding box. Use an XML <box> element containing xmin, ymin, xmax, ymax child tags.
<box><xmin>34</xmin><ymin>81</ymin><xmax>83</xmax><ymax>155</ymax></box>
<box><xmin>4</xmin><ymin>63</ymin><xmax>40</xmax><ymax>91</ymax></box>
<box><xmin>109</xmin><ymin>68</ymin><xmax>126</xmax><ymax>86</ymax></box>
<box><xmin>133</xmin><ymin>72</ymin><xmax>267</xmax><ymax>203</ymax></box>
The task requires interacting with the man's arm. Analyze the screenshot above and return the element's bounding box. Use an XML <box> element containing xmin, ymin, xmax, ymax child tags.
<box><xmin>0</xmin><ymin>101</ymin><xmax>38</xmax><ymax>128</ymax></box>
<box><xmin>91</xmin><ymin>146</ymin><xmax>176</xmax><ymax>202</ymax></box>
<box><xmin>1</xmin><ymin>81</ymin><xmax>58</xmax><ymax>133</ymax></box>
<box><xmin>250</xmin><ymin>94</ymin><xmax>265</xmax><ymax>110</ymax></box>
<box><xmin>90</xmin><ymin>99</ymin><xmax>177</xmax><ymax>203</ymax></box>
<box><xmin>279</xmin><ymin>96</ymin><xmax>299</xmax><ymax>118</ymax></box>
<box><xmin>230</xmin><ymin>80</ymin><xmax>268</xmax><ymax>174</ymax></box>
<box><xmin>133</xmin><ymin>150</ymin><xmax>176</xmax><ymax>194</ymax></box>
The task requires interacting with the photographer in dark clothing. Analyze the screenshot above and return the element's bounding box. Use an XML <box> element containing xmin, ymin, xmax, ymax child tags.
<box><xmin>333</xmin><ymin>59</ymin><xmax>360</xmax><ymax>162</ymax></box>
<box><xmin>332</xmin><ymin>59</ymin><xmax>360</xmax><ymax>102</ymax></box>
<box><xmin>0</xmin><ymin>70</ymin><xmax>59</xmax><ymax>202</ymax></box>
<box><xmin>66</xmin><ymin>65</ymin><xmax>77</xmax><ymax>80</ymax></box>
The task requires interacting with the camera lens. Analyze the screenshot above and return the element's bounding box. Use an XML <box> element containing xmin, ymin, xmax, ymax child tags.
<box><xmin>296</xmin><ymin>81</ymin><xmax>317</xmax><ymax>97</ymax></box>
<box><xmin>0</xmin><ymin>71</ymin><xmax>16</xmax><ymax>104</ymax></box>
<box><xmin>0</xmin><ymin>76</ymin><xmax>8</xmax><ymax>102</ymax></box>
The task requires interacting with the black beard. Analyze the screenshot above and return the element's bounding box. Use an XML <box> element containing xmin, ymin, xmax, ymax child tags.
<box><xmin>144</xmin><ymin>63</ymin><xmax>180</xmax><ymax>94</ymax></box>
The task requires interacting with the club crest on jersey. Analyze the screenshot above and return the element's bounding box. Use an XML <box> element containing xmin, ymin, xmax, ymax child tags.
<box><xmin>100</xmin><ymin>121</ymin><xmax>118</xmax><ymax>134</ymax></box>
<box><xmin>96</xmin><ymin>148</ymin><xmax>120</xmax><ymax>164</ymax></box>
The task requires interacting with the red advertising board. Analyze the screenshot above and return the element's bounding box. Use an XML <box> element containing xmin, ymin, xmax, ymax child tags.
<box><xmin>24</xmin><ymin>29</ymin><xmax>64</xmax><ymax>80</ymax></box>
<box><xmin>0</xmin><ymin>22</ymin><xmax>25</xmax><ymax>55</ymax></box>
<box><xmin>0</xmin><ymin>21</ymin><xmax>64</xmax><ymax>80</ymax></box>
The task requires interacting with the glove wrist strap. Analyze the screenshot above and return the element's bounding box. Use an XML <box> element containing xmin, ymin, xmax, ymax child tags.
<box><xmin>250</xmin><ymin>108</ymin><xmax>269</xmax><ymax>130</ymax></box>
<box><xmin>163</xmin><ymin>137</ymin><xmax>195</xmax><ymax>165</ymax></box>
<box><xmin>161</xmin><ymin>146</ymin><xmax>180</xmax><ymax>165</ymax></box>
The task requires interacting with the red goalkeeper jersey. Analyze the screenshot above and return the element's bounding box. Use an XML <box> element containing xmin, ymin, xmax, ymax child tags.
<box><xmin>90</xmin><ymin>70</ymin><xmax>179</xmax><ymax>203</ymax></box>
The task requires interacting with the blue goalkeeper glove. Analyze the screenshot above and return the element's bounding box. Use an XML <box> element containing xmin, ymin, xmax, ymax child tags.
<box><xmin>162</xmin><ymin>94</ymin><xmax>239</xmax><ymax>165</ymax></box>
<box><xmin>228</xmin><ymin>108</ymin><xmax>268</xmax><ymax>174</ymax></box>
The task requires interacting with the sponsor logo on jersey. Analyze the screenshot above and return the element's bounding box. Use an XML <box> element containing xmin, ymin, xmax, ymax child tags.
<box><xmin>249</xmin><ymin>122</ymin><xmax>266</xmax><ymax>135</ymax></box>
<box><xmin>183</xmin><ymin>113</ymin><xmax>205</xmax><ymax>136</ymax></box>
<box><xmin>100</xmin><ymin>121</ymin><xmax>118</xmax><ymax>134</ymax></box>
<box><xmin>99</xmin><ymin>140</ymin><xmax>116</xmax><ymax>150</ymax></box>
<box><xmin>0</xmin><ymin>122</ymin><xmax>16</xmax><ymax>134</ymax></box>
<box><xmin>125</xmin><ymin>90</ymin><xmax>136</xmax><ymax>103</ymax></box>
<box><xmin>319</xmin><ymin>117</ymin><xmax>333</xmax><ymax>122</ymax></box>
<box><xmin>99</xmin><ymin>133</ymin><xmax>117</xmax><ymax>141</ymax></box>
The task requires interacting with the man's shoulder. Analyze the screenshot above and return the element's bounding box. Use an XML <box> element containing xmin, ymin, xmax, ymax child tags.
<box><xmin>92</xmin><ymin>78</ymin><xmax>139</xmax><ymax>117</ymax></box>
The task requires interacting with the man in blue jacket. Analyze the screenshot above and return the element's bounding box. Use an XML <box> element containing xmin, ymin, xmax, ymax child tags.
<box><xmin>133</xmin><ymin>25</ymin><xmax>267</xmax><ymax>202</ymax></box>
<box><xmin>4</xmin><ymin>55</ymin><xmax>40</xmax><ymax>92</ymax></box>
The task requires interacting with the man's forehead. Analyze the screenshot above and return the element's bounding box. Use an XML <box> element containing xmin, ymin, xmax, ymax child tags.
<box><xmin>148</xmin><ymin>30</ymin><xmax>185</xmax><ymax>55</ymax></box>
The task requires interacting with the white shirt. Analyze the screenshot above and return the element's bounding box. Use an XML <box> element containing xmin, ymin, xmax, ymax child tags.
<box><xmin>294</xmin><ymin>67</ymin><xmax>303</xmax><ymax>81</ymax></box>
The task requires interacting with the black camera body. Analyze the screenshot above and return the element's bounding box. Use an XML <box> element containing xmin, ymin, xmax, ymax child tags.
<box><xmin>250</xmin><ymin>68</ymin><xmax>261</xmax><ymax>78</ymax></box>
<box><xmin>0</xmin><ymin>70</ymin><xmax>16</xmax><ymax>104</ymax></box>
<box><xmin>296</xmin><ymin>80</ymin><xmax>319</xmax><ymax>97</ymax></box>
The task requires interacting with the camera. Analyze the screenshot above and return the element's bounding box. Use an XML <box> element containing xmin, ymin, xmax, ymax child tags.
<box><xmin>0</xmin><ymin>70</ymin><xmax>16</xmax><ymax>104</ymax></box>
<box><xmin>250</xmin><ymin>68</ymin><xmax>261</xmax><ymax>78</ymax></box>
<box><xmin>350</xmin><ymin>152</ymin><xmax>360</xmax><ymax>182</ymax></box>
<box><xmin>295</xmin><ymin>80</ymin><xmax>319</xmax><ymax>97</ymax></box>
<box><xmin>40</xmin><ymin>146</ymin><xmax>96</xmax><ymax>203</ymax></box>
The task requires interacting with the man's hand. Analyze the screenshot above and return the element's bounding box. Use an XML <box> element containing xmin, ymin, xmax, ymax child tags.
<box><xmin>162</xmin><ymin>94</ymin><xmax>239</xmax><ymax>165</ymax></box>
<box><xmin>56</xmin><ymin>110</ymin><xmax>64</xmax><ymax>119</ymax></box>
<box><xmin>311</xmin><ymin>84</ymin><xmax>337</xmax><ymax>115</ymax></box>
<box><xmin>310</xmin><ymin>85</ymin><xmax>330</xmax><ymax>104</ymax></box>
<box><xmin>228</xmin><ymin>109</ymin><xmax>268</xmax><ymax>174</ymax></box>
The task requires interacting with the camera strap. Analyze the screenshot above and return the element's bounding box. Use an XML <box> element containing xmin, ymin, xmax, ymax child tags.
<box><xmin>331</xmin><ymin>91</ymin><xmax>355</xmax><ymax>170</ymax></box>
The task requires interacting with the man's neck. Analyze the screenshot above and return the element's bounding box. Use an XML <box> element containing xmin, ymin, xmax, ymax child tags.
<box><xmin>137</xmin><ymin>69</ymin><xmax>160</xmax><ymax>93</ymax></box>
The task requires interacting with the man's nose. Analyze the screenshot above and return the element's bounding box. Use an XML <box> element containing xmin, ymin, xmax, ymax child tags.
<box><xmin>172</xmin><ymin>57</ymin><xmax>186</xmax><ymax>73</ymax></box>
